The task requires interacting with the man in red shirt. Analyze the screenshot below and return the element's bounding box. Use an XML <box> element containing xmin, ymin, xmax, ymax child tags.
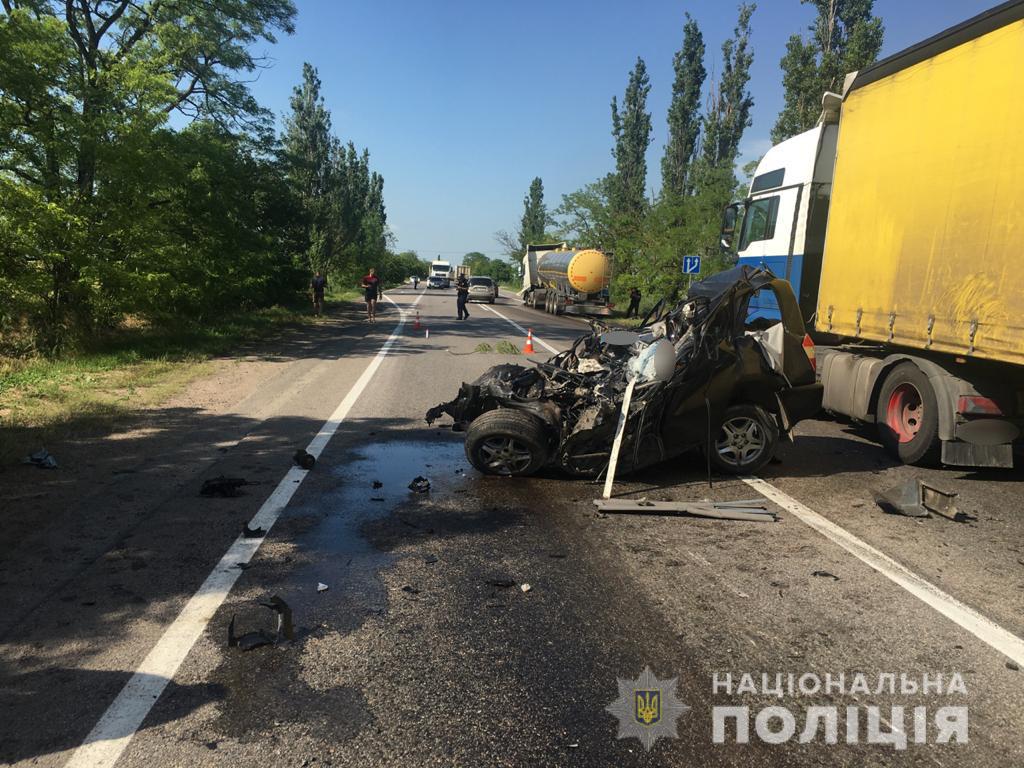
<box><xmin>361</xmin><ymin>268</ymin><xmax>381</xmax><ymax>322</ymax></box>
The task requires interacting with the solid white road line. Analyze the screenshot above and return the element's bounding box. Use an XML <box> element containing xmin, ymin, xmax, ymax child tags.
<box><xmin>744</xmin><ymin>477</ymin><xmax>1024</xmax><ymax>668</ymax></box>
<box><xmin>477</xmin><ymin>303</ymin><xmax>559</xmax><ymax>354</ymax></box>
<box><xmin>66</xmin><ymin>292</ymin><xmax>423</xmax><ymax>768</ymax></box>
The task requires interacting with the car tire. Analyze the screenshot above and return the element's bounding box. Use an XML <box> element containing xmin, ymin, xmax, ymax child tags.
<box><xmin>489</xmin><ymin>298</ymin><xmax>495</xmax><ymax>304</ymax></box>
<box><xmin>465</xmin><ymin>409</ymin><xmax>550</xmax><ymax>476</ymax></box>
<box><xmin>876</xmin><ymin>362</ymin><xmax>940</xmax><ymax>465</ymax></box>
<box><xmin>709</xmin><ymin>404</ymin><xmax>779</xmax><ymax>475</ymax></box>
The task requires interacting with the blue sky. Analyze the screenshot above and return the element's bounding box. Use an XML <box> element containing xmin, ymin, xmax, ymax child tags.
<box><xmin>249</xmin><ymin>0</ymin><xmax>998</xmax><ymax>261</ymax></box>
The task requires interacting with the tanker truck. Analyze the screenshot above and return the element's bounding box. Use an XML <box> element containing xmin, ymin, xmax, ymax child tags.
<box><xmin>723</xmin><ymin>0</ymin><xmax>1024</xmax><ymax>468</ymax></box>
<box><xmin>520</xmin><ymin>243</ymin><xmax>612</xmax><ymax>315</ymax></box>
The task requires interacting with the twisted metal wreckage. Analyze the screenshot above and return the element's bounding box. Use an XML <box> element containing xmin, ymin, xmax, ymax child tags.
<box><xmin>426</xmin><ymin>267</ymin><xmax>823</xmax><ymax>478</ymax></box>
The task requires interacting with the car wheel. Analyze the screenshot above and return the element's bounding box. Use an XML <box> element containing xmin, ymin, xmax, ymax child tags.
<box><xmin>709</xmin><ymin>404</ymin><xmax>779</xmax><ymax>475</ymax></box>
<box><xmin>489</xmin><ymin>298</ymin><xmax>495</xmax><ymax>304</ymax></box>
<box><xmin>876</xmin><ymin>362</ymin><xmax>940</xmax><ymax>465</ymax></box>
<box><xmin>465</xmin><ymin>409</ymin><xmax>550</xmax><ymax>476</ymax></box>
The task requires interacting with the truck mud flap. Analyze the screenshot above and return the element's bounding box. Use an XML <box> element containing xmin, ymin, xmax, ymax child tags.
<box><xmin>940</xmin><ymin>440</ymin><xmax>1013</xmax><ymax>469</ymax></box>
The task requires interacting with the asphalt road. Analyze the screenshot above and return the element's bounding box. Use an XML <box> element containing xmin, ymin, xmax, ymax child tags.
<box><xmin>1</xmin><ymin>286</ymin><xmax>1022</xmax><ymax>767</ymax></box>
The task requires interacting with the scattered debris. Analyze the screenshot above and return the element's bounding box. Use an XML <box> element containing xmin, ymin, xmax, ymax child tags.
<box><xmin>812</xmin><ymin>570</ymin><xmax>840</xmax><ymax>581</ymax></box>
<box><xmin>424</xmin><ymin>555</ymin><xmax>438</xmax><ymax>564</ymax></box>
<box><xmin>372</xmin><ymin>480</ymin><xmax>383</xmax><ymax>489</ymax></box>
<box><xmin>370</xmin><ymin>496</ymin><xmax>386</xmax><ymax>502</ymax></box>
<box><xmin>408</xmin><ymin>476</ymin><xmax>431</xmax><ymax>493</ymax></box>
<box><xmin>293</xmin><ymin>449</ymin><xmax>316</xmax><ymax>470</ymax></box>
<box><xmin>227</xmin><ymin>595</ymin><xmax>294</xmax><ymax>651</ymax></box>
<box><xmin>22</xmin><ymin>448</ymin><xmax>58</xmax><ymax>469</ymax></box>
<box><xmin>486</xmin><ymin>577</ymin><xmax>516</xmax><ymax>588</ymax></box>
<box><xmin>242</xmin><ymin>524</ymin><xmax>265</xmax><ymax>538</ymax></box>
<box><xmin>875</xmin><ymin>479</ymin><xmax>973</xmax><ymax>521</ymax></box>
<box><xmin>520</xmin><ymin>583</ymin><xmax>532</xmax><ymax>593</ymax></box>
<box><xmin>235</xmin><ymin>562</ymin><xmax>253</xmax><ymax>571</ymax></box>
<box><xmin>200</xmin><ymin>476</ymin><xmax>256</xmax><ymax>498</ymax></box>
<box><xmin>1007</xmin><ymin>661</ymin><xmax>1020</xmax><ymax>672</ymax></box>
<box><xmin>593</xmin><ymin>498</ymin><xmax>777</xmax><ymax>523</ymax></box>
<box><xmin>317</xmin><ymin>582</ymin><xmax>329</xmax><ymax>592</ymax></box>
<box><xmin>549</xmin><ymin>552</ymin><xmax>568</xmax><ymax>559</ymax></box>
<box><xmin>401</xmin><ymin>584</ymin><xmax>421</xmax><ymax>594</ymax></box>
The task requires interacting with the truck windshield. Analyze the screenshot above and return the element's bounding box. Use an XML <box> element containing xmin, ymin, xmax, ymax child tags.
<box><xmin>739</xmin><ymin>196</ymin><xmax>779</xmax><ymax>250</ymax></box>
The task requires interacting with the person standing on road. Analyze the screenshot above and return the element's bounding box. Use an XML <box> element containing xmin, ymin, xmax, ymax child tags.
<box><xmin>455</xmin><ymin>274</ymin><xmax>470</xmax><ymax>320</ymax></box>
<box><xmin>310</xmin><ymin>270</ymin><xmax>327</xmax><ymax>317</ymax></box>
<box><xmin>362</xmin><ymin>267</ymin><xmax>381</xmax><ymax>322</ymax></box>
<box><xmin>627</xmin><ymin>286</ymin><xmax>642</xmax><ymax>318</ymax></box>
<box><xmin>412</xmin><ymin>275</ymin><xmax>419</xmax><ymax>290</ymax></box>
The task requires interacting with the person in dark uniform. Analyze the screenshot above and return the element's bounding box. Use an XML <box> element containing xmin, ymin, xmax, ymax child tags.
<box><xmin>627</xmin><ymin>286</ymin><xmax>642</xmax><ymax>318</ymax></box>
<box><xmin>310</xmin><ymin>270</ymin><xmax>327</xmax><ymax>316</ymax></box>
<box><xmin>455</xmin><ymin>274</ymin><xmax>470</xmax><ymax>320</ymax></box>
<box><xmin>361</xmin><ymin>267</ymin><xmax>380</xmax><ymax>322</ymax></box>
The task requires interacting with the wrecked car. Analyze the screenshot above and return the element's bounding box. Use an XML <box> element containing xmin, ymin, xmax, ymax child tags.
<box><xmin>425</xmin><ymin>266</ymin><xmax>823</xmax><ymax>477</ymax></box>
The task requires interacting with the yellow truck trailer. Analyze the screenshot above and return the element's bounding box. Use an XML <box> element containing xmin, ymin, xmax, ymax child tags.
<box><xmin>728</xmin><ymin>0</ymin><xmax>1024</xmax><ymax>467</ymax></box>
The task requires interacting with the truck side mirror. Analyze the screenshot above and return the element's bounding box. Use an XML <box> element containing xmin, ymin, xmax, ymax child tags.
<box><xmin>720</xmin><ymin>202</ymin><xmax>743</xmax><ymax>252</ymax></box>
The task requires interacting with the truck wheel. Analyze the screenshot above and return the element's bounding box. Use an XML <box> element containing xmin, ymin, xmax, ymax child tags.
<box><xmin>709</xmin><ymin>404</ymin><xmax>779</xmax><ymax>475</ymax></box>
<box><xmin>465</xmin><ymin>409</ymin><xmax>550</xmax><ymax>476</ymax></box>
<box><xmin>876</xmin><ymin>362</ymin><xmax>940</xmax><ymax>465</ymax></box>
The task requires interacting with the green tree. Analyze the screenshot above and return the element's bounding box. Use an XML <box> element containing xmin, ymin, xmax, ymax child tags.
<box><xmin>772</xmin><ymin>0</ymin><xmax>884</xmax><ymax>142</ymax></box>
<box><xmin>0</xmin><ymin>0</ymin><xmax>296</xmax><ymax>350</ymax></box>
<box><xmin>519</xmin><ymin>177</ymin><xmax>547</xmax><ymax>247</ymax></box>
<box><xmin>283</xmin><ymin>63</ymin><xmax>334</xmax><ymax>273</ymax></box>
<box><xmin>661</xmin><ymin>14</ymin><xmax>706</xmax><ymax>198</ymax></box>
<box><xmin>700</xmin><ymin>3</ymin><xmax>755</xmax><ymax>169</ymax></box>
<box><xmin>610</xmin><ymin>57</ymin><xmax>652</xmax><ymax>219</ymax></box>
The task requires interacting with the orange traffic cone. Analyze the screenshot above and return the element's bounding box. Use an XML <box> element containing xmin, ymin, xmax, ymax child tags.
<box><xmin>522</xmin><ymin>328</ymin><xmax>536</xmax><ymax>354</ymax></box>
<box><xmin>413</xmin><ymin>311</ymin><xmax>421</xmax><ymax>330</ymax></box>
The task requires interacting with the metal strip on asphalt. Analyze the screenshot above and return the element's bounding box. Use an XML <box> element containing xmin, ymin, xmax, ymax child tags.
<box><xmin>65</xmin><ymin>292</ymin><xmax>423</xmax><ymax>768</ymax></box>
<box><xmin>478</xmin><ymin>302</ymin><xmax>560</xmax><ymax>354</ymax></box>
<box><xmin>744</xmin><ymin>477</ymin><xmax>1024</xmax><ymax>667</ymax></box>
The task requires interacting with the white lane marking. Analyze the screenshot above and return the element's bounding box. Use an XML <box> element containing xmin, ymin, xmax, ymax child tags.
<box><xmin>477</xmin><ymin>303</ymin><xmax>559</xmax><ymax>354</ymax></box>
<box><xmin>744</xmin><ymin>477</ymin><xmax>1024</xmax><ymax>667</ymax></box>
<box><xmin>66</xmin><ymin>293</ymin><xmax>423</xmax><ymax>768</ymax></box>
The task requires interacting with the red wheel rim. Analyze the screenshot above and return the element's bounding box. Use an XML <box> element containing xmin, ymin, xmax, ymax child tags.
<box><xmin>886</xmin><ymin>383</ymin><xmax>923</xmax><ymax>443</ymax></box>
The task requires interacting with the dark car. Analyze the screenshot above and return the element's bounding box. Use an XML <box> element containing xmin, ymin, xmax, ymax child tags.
<box><xmin>426</xmin><ymin>266</ymin><xmax>822</xmax><ymax>477</ymax></box>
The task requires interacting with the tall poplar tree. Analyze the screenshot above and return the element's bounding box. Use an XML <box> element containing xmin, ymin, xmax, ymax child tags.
<box><xmin>519</xmin><ymin>177</ymin><xmax>547</xmax><ymax>247</ymax></box>
<box><xmin>772</xmin><ymin>0</ymin><xmax>883</xmax><ymax>142</ymax></box>
<box><xmin>661</xmin><ymin>14</ymin><xmax>706</xmax><ymax>198</ymax></box>
<box><xmin>610</xmin><ymin>57</ymin><xmax>652</xmax><ymax>219</ymax></box>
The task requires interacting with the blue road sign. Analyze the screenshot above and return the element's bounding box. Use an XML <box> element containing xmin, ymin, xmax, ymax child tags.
<box><xmin>682</xmin><ymin>255</ymin><xmax>701</xmax><ymax>275</ymax></box>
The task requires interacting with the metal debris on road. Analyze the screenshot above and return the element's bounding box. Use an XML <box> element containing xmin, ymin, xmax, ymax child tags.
<box><xmin>200</xmin><ymin>476</ymin><xmax>257</xmax><ymax>497</ymax></box>
<box><xmin>408</xmin><ymin>476</ymin><xmax>431</xmax><ymax>493</ymax></box>
<box><xmin>593</xmin><ymin>499</ymin><xmax>778</xmax><ymax>523</ymax></box>
<box><xmin>317</xmin><ymin>582</ymin><xmax>329</xmax><ymax>592</ymax></box>
<box><xmin>811</xmin><ymin>570</ymin><xmax>840</xmax><ymax>580</ymax></box>
<box><xmin>293</xmin><ymin>449</ymin><xmax>316</xmax><ymax>469</ymax></box>
<box><xmin>875</xmin><ymin>479</ymin><xmax>973</xmax><ymax>521</ymax></box>
<box><xmin>22</xmin><ymin>448</ymin><xmax>58</xmax><ymax>469</ymax></box>
<box><xmin>242</xmin><ymin>524</ymin><xmax>265</xmax><ymax>538</ymax></box>
<box><xmin>372</xmin><ymin>480</ymin><xmax>383</xmax><ymax>488</ymax></box>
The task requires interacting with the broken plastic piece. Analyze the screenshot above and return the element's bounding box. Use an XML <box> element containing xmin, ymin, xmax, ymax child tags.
<box><xmin>408</xmin><ymin>476</ymin><xmax>431</xmax><ymax>493</ymax></box>
<box><xmin>317</xmin><ymin>582</ymin><xmax>328</xmax><ymax>592</ymax></box>
<box><xmin>811</xmin><ymin>570</ymin><xmax>839</xmax><ymax>580</ymax></box>
<box><xmin>372</xmin><ymin>480</ymin><xmax>383</xmax><ymax>489</ymax></box>
<box><xmin>520</xmin><ymin>583</ymin><xmax>532</xmax><ymax>593</ymax></box>
<box><xmin>242</xmin><ymin>524</ymin><xmax>265</xmax><ymax>538</ymax></box>
<box><xmin>293</xmin><ymin>449</ymin><xmax>316</xmax><ymax>469</ymax></box>
<box><xmin>22</xmin><ymin>448</ymin><xmax>58</xmax><ymax>469</ymax></box>
<box><xmin>227</xmin><ymin>595</ymin><xmax>294</xmax><ymax>650</ymax></box>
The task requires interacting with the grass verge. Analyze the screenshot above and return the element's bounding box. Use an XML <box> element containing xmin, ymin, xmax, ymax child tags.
<box><xmin>0</xmin><ymin>304</ymin><xmax>314</xmax><ymax>463</ymax></box>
